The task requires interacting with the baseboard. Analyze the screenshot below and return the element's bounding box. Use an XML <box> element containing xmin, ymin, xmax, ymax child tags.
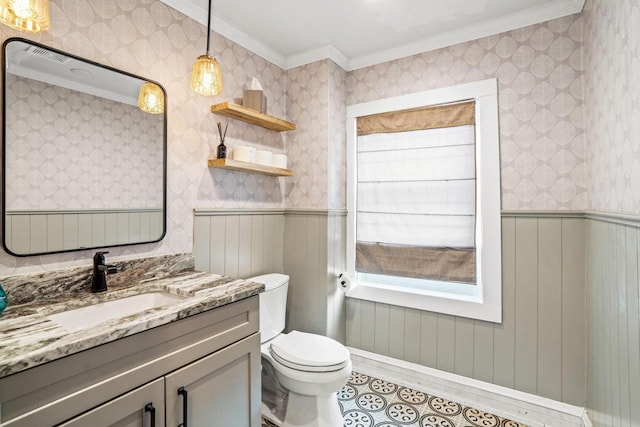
<box><xmin>348</xmin><ymin>347</ymin><xmax>588</xmax><ymax>427</ymax></box>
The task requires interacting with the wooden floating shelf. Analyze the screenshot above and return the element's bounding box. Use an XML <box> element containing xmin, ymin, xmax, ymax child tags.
<box><xmin>210</xmin><ymin>102</ymin><xmax>296</xmax><ymax>132</ymax></box>
<box><xmin>208</xmin><ymin>158</ymin><xmax>293</xmax><ymax>177</ymax></box>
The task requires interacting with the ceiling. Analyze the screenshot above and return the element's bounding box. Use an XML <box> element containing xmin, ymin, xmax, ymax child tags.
<box><xmin>159</xmin><ymin>0</ymin><xmax>585</xmax><ymax>71</ymax></box>
<box><xmin>7</xmin><ymin>40</ymin><xmax>145</xmax><ymax>106</ymax></box>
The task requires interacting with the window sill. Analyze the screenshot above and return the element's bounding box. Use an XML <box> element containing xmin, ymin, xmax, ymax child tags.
<box><xmin>346</xmin><ymin>281</ymin><xmax>502</xmax><ymax>323</ymax></box>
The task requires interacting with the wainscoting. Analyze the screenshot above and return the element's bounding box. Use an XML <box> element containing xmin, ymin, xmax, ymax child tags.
<box><xmin>193</xmin><ymin>209</ymin><xmax>285</xmax><ymax>278</ymax></box>
<box><xmin>346</xmin><ymin>215</ymin><xmax>586</xmax><ymax>407</ymax></box>
<box><xmin>585</xmin><ymin>214</ymin><xmax>640</xmax><ymax>427</ymax></box>
<box><xmin>193</xmin><ymin>210</ymin><xmax>603</xmax><ymax>409</ymax></box>
<box><xmin>193</xmin><ymin>208</ymin><xmax>347</xmax><ymax>343</ymax></box>
<box><xmin>5</xmin><ymin>209</ymin><xmax>163</xmax><ymax>254</ymax></box>
<box><xmin>283</xmin><ymin>210</ymin><xmax>347</xmax><ymax>343</ymax></box>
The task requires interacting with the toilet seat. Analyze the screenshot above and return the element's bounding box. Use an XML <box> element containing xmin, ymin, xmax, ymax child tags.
<box><xmin>269</xmin><ymin>331</ymin><xmax>350</xmax><ymax>373</ymax></box>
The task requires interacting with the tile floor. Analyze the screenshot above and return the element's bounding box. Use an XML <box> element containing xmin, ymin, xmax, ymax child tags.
<box><xmin>262</xmin><ymin>371</ymin><xmax>527</xmax><ymax>427</ymax></box>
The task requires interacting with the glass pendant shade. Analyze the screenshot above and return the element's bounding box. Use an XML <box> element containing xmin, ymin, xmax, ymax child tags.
<box><xmin>0</xmin><ymin>0</ymin><xmax>50</xmax><ymax>33</ymax></box>
<box><xmin>138</xmin><ymin>82</ymin><xmax>164</xmax><ymax>114</ymax></box>
<box><xmin>190</xmin><ymin>54</ymin><xmax>222</xmax><ymax>96</ymax></box>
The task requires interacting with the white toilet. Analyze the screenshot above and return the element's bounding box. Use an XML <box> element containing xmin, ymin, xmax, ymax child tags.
<box><xmin>249</xmin><ymin>273</ymin><xmax>351</xmax><ymax>427</ymax></box>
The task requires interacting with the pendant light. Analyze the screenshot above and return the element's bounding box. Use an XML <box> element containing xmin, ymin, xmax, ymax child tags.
<box><xmin>0</xmin><ymin>0</ymin><xmax>50</xmax><ymax>33</ymax></box>
<box><xmin>138</xmin><ymin>82</ymin><xmax>164</xmax><ymax>114</ymax></box>
<box><xmin>189</xmin><ymin>0</ymin><xmax>222</xmax><ymax>96</ymax></box>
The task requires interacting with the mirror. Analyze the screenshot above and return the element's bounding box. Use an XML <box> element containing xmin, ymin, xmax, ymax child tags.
<box><xmin>2</xmin><ymin>38</ymin><xmax>167</xmax><ymax>256</ymax></box>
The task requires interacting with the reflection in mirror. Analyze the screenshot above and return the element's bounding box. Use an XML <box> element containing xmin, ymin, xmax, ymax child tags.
<box><xmin>138</xmin><ymin>82</ymin><xmax>165</xmax><ymax>114</ymax></box>
<box><xmin>2</xmin><ymin>38</ymin><xmax>167</xmax><ymax>256</ymax></box>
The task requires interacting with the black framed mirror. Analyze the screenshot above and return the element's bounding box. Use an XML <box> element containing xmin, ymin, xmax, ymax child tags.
<box><xmin>2</xmin><ymin>38</ymin><xmax>167</xmax><ymax>256</ymax></box>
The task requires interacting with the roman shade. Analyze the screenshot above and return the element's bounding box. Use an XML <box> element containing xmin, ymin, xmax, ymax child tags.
<box><xmin>357</xmin><ymin>100</ymin><xmax>475</xmax><ymax>135</ymax></box>
<box><xmin>355</xmin><ymin>100</ymin><xmax>477</xmax><ymax>284</ymax></box>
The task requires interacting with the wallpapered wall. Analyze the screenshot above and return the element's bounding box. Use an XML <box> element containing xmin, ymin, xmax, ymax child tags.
<box><xmin>285</xmin><ymin>14</ymin><xmax>590</xmax><ymax>213</ymax></box>
<box><xmin>5</xmin><ymin>75</ymin><xmax>164</xmax><ymax>210</ymax></box>
<box><xmin>0</xmin><ymin>0</ymin><xmax>591</xmax><ymax>275</ymax></box>
<box><xmin>346</xmin><ymin>14</ymin><xmax>587</xmax><ymax>211</ymax></box>
<box><xmin>0</xmin><ymin>0</ymin><xmax>289</xmax><ymax>275</ymax></box>
<box><xmin>285</xmin><ymin>60</ymin><xmax>330</xmax><ymax>209</ymax></box>
<box><xmin>582</xmin><ymin>1</ymin><xmax>640</xmax><ymax>425</ymax></box>
<box><xmin>327</xmin><ymin>61</ymin><xmax>347</xmax><ymax>211</ymax></box>
<box><xmin>584</xmin><ymin>0</ymin><xmax>640</xmax><ymax>215</ymax></box>
<box><xmin>285</xmin><ymin>59</ymin><xmax>346</xmax><ymax>211</ymax></box>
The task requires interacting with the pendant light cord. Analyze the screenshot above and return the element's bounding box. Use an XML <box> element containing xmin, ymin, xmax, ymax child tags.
<box><xmin>206</xmin><ymin>0</ymin><xmax>212</xmax><ymax>56</ymax></box>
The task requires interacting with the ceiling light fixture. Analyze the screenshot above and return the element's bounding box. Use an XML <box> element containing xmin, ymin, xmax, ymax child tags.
<box><xmin>138</xmin><ymin>82</ymin><xmax>165</xmax><ymax>114</ymax></box>
<box><xmin>0</xmin><ymin>0</ymin><xmax>50</xmax><ymax>33</ymax></box>
<box><xmin>189</xmin><ymin>0</ymin><xmax>222</xmax><ymax>96</ymax></box>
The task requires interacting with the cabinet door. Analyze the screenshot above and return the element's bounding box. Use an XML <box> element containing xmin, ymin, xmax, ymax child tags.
<box><xmin>57</xmin><ymin>378</ymin><xmax>165</xmax><ymax>427</ymax></box>
<box><xmin>165</xmin><ymin>333</ymin><xmax>261</xmax><ymax>427</ymax></box>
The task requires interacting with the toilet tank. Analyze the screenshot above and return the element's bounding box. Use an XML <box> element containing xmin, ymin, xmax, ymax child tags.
<box><xmin>247</xmin><ymin>273</ymin><xmax>289</xmax><ymax>343</ymax></box>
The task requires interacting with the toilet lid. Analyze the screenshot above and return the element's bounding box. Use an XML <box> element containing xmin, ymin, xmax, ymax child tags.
<box><xmin>270</xmin><ymin>331</ymin><xmax>350</xmax><ymax>372</ymax></box>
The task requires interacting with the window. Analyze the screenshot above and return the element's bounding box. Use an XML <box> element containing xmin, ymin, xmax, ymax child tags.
<box><xmin>346</xmin><ymin>79</ymin><xmax>502</xmax><ymax>323</ymax></box>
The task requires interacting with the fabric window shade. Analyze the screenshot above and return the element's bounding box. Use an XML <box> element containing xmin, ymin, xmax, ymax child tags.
<box><xmin>356</xmin><ymin>101</ymin><xmax>477</xmax><ymax>284</ymax></box>
<box><xmin>356</xmin><ymin>243</ymin><xmax>476</xmax><ymax>284</ymax></box>
<box><xmin>357</xmin><ymin>100</ymin><xmax>475</xmax><ymax>136</ymax></box>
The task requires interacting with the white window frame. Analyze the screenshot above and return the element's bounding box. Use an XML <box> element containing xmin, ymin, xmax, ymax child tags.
<box><xmin>346</xmin><ymin>78</ymin><xmax>502</xmax><ymax>323</ymax></box>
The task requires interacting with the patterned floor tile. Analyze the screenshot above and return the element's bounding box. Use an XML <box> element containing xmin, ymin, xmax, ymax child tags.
<box><xmin>263</xmin><ymin>371</ymin><xmax>527</xmax><ymax>427</ymax></box>
<box><xmin>338</xmin><ymin>372</ymin><xmax>527</xmax><ymax>427</ymax></box>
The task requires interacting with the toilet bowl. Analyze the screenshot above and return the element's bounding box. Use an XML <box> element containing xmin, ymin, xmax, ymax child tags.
<box><xmin>262</xmin><ymin>331</ymin><xmax>352</xmax><ymax>426</ymax></box>
<box><xmin>248</xmin><ymin>274</ymin><xmax>351</xmax><ymax>427</ymax></box>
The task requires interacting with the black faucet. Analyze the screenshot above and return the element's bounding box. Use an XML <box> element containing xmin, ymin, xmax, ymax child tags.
<box><xmin>91</xmin><ymin>251</ymin><xmax>118</xmax><ymax>293</ymax></box>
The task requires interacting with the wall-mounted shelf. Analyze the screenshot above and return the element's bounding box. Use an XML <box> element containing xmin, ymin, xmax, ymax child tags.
<box><xmin>210</xmin><ymin>102</ymin><xmax>296</xmax><ymax>132</ymax></box>
<box><xmin>208</xmin><ymin>158</ymin><xmax>293</xmax><ymax>177</ymax></box>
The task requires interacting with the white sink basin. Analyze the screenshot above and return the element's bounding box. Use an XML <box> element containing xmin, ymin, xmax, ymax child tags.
<box><xmin>47</xmin><ymin>292</ymin><xmax>185</xmax><ymax>331</ymax></box>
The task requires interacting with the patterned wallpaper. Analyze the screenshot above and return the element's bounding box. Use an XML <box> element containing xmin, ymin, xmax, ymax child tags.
<box><xmin>285</xmin><ymin>60</ymin><xmax>330</xmax><ymax>209</ymax></box>
<box><xmin>327</xmin><ymin>61</ymin><xmax>347</xmax><ymax>211</ymax></box>
<box><xmin>0</xmin><ymin>0</ymin><xmax>288</xmax><ymax>275</ymax></box>
<box><xmin>285</xmin><ymin>59</ymin><xmax>347</xmax><ymax>210</ymax></box>
<box><xmin>346</xmin><ymin>15</ymin><xmax>587</xmax><ymax>211</ymax></box>
<box><xmin>583</xmin><ymin>0</ymin><xmax>640</xmax><ymax>214</ymax></box>
<box><xmin>5</xmin><ymin>75</ymin><xmax>164</xmax><ymax>210</ymax></box>
<box><xmin>0</xmin><ymin>0</ymin><xmax>597</xmax><ymax>275</ymax></box>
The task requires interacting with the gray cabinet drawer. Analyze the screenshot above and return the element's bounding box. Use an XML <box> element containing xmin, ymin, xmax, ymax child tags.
<box><xmin>57</xmin><ymin>378</ymin><xmax>165</xmax><ymax>427</ymax></box>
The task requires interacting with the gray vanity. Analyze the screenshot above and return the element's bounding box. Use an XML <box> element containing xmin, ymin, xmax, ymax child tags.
<box><xmin>0</xmin><ymin>254</ymin><xmax>263</xmax><ymax>427</ymax></box>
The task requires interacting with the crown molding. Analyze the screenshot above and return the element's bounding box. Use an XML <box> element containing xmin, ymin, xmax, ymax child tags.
<box><xmin>570</xmin><ymin>0</ymin><xmax>587</xmax><ymax>12</ymax></box>
<box><xmin>284</xmin><ymin>44</ymin><xmax>350</xmax><ymax>71</ymax></box>
<box><xmin>211</xmin><ymin>16</ymin><xmax>288</xmax><ymax>69</ymax></box>
<box><xmin>157</xmin><ymin>0</ymin><xmax>288</xmax><ymax>68</ymax></box>
<box><xmin>159</xmin><ymin>0</ymin><xmax>585</xmax><ymax>72</ymax></box>
<box><xmin>159</xmin><ymin>0</ymin><xmax>206</xmax><ymax>27</ymax></box>
<box><xmin>347</xmin><ymin>0</ymin><xmax>585</xmax><ymax>71</ymax></box>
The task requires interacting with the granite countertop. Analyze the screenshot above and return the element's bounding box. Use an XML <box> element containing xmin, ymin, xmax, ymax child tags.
<box><xmin>0</xmin><ymin>253</ymin><xmax>263</xmax><ymax>379</ymax></box>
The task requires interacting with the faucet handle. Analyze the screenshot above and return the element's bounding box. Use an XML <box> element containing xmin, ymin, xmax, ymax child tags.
<box><xmin>93</xmin><ymin>251</ymin><xmax>110</xmax><ymax>266</ymax></box>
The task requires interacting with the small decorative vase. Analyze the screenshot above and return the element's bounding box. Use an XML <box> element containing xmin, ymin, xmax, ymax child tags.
<box><xmin>217</xmin><ymin>140</ymin><xmax>227</xmax><ymax>159</ymax></box>
<box><xmin>217</xmin><ymin>121</ymin><xmax>228</xmax><ymax>159</ymax></box>
<box><xmin>0</xmin><ymin>284</ymin><xmax>7</xmax><ymax>316</ymax></box>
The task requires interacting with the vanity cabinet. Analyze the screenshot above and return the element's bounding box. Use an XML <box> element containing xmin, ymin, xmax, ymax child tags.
<box><xmin>166</xmin><ymin>334</ymin><xmax>260</xmax><ymax>426</ymax></box>
<box><xmin>59</xmin><ymin>334</ymin><xmax>260</xmax><ymax>427</ymax></box>
<box><xmin>0</xmin><ymin>296</ymin><xmax>261</xmax><ymax>427</ymax></box>
<box><xmin>57</xmin><ymin>378</ymin><xmax>165</xmax><ymax>427</ymax></box>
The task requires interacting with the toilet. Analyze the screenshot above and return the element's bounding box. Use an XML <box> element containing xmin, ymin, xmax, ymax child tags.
<box><xmin>248</xmin><ymin>273</ymin><xmax>351</xmax><ymax>427</ymax></box>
